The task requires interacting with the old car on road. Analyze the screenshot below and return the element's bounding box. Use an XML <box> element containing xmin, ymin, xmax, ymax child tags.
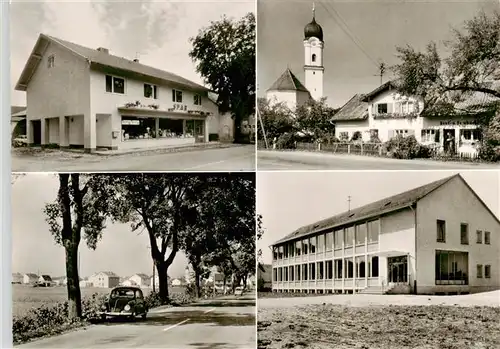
<box><xmin>100</xmin><ymin>286</ymin><xmax>148</xmax><ymax>320</ymax></box>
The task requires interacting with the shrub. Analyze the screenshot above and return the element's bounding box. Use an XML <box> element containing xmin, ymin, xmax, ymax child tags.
<box><xmin>144</xmin><ymin>291</ymin><xmax>164</xmax><ymax>309</ymax></box>
<box><xmin>478</xmin><ymin>143</ymin><xmax>500</xmax><ymax>162</ymax></box>
<box><xmin>275</xmin><ymin>133</ymin><xmax>296</xmax><ymax>149</ymax></box>
<box><xmin>385</xmin><ymin>135</ymin><xmax>431</xmax><ymax>159</ymax></box>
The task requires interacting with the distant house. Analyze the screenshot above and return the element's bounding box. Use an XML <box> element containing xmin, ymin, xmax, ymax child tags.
<box><xmin>88</xmin><ymin>271</ymin><xmax>120</xmax><ymax>288</ymax></box>
<box><xmin>12</xmin><ymin>273</ymin><xmax>23</xmax><ymax>284</ymax></box>
<box><xmin>11</xmin><ymin>106</ymin><xmax>27</xmax><ymax>138</ymax></box>
<box><xmin>38</xmin><ymin>275</ymin><xmax>53</xmax><ymax>286</ymax></box>
<box><xmin>129</xmin><ymin>273</ymin><xmax>150</xmax><ymax>288</ymax></box>
<box><xmin>79</xmin><ymin>278</ymin><xmax>92</xmax><ymax>287</ymax></box>
<box><xmin>121</xmin><ymin>279</ymin><xmax>137</xmax><ymax>287</ymax></box>
<box><xmin>171</xmin><ymin>278</ymin><xmax>183</xmax><ymax>287</ymax></box>
<box><xmin>23</xmin><ymin>273</ymin><xmax>38</xmax><ymax>284</ymax></box>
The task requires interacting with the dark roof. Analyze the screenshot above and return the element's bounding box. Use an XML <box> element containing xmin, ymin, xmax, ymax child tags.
<box><xmin>272</xmin><ymin>174</ymin><xmax>459</xmax><ymax>246</ymax></box>
<box><xmin>331</xmin><ymin>94</ymin><xmax>369</xmax><ymax>121</ymax></box>
<box><xmin>24</xmin><ymin>273</ymin><xmax>38</xmax><ymax>278</ymax></box>
<box><xmin>304</xmin><ymin>17</ymin><xmax>323</xmax><ymax>41</ymax></box>
<box><xmin>40</xmin><ymin>275</ymin><xmax>52</xmax><ymax>281</ymax></box>
<box><xmin>361</xmin><ymin>81</ymin><xmax>397</xmax><ymax>102</ymax></box>
<box><xmin>267</xmin><ymin>68</ymin><xmax>309</xmax><ymax>93</ymax></box>
<box><xmin>133</xmin><ymin>273</ymin><xmax>150</xmax><ymax>279</ymax></box>
<box><xmin>16</xmin><ymin>34</ymin><xmax>209</xmax><ymax>93</ymax></box>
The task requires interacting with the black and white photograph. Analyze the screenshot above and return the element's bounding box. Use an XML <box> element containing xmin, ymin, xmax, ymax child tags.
<box><xmin>11</xmin><ymin>172</ymin><xmax>256</xmax><ymax>349</ymax></box>
<box><xmin>256</xmin><ymin>0</ymin><xmax>500</xmax><ymax>170</ymax></box>
<box><xmin>10</xmin><ymin>0</ymin><xmax>255</xmax><ymax>172</ymax></box>
<box><xmin>257</xmin><ymin>170</ymin><xmax>500</xmax><ymax>348</ymax></box>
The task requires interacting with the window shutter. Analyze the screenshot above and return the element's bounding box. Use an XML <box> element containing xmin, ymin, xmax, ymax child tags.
<box><xmin>387</xmin><ymin>103</ymin><xmax>394</xmax><ymax>113</ymax></box>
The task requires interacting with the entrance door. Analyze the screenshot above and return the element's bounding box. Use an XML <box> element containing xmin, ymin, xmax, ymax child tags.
<box><xmin>443</xmin><ymin>129</ymin><xmax>456</xmax><ymax>154</ymax></box>
<box><xmin>32</xmin><ymin>120</ymin><xmax>41</xmax><ymax>145</ymax></box>
<box><xmin>388</xmin><ymin>256</ymin><xmax>408</xmax><ymax>284</ymax></box>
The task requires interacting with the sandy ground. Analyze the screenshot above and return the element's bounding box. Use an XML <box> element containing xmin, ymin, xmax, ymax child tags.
<box><xmin>257</xmin><ymin>291</ymin><xmax>500</xmax><ymax>349</ymax></box>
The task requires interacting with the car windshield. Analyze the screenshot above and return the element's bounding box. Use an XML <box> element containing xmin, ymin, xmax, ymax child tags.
<box><xmin>111</xmin><ymin>289</ymin><xmax>135</xmax><ymax>298</ymax></box>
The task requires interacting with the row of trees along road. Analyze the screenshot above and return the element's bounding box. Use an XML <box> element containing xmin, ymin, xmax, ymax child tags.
<box><xmin>42</xmin><ymin>173</ymin><xmax>255</xmax><ymax>320</ymax></box>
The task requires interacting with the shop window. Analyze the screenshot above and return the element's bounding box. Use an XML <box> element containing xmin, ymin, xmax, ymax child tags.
<box><xmin>106</xmin><ymin>75</ymin><xmax>125</xmax><ymax>94</ymax></box>
<box><xmin>435</xmin><ymin>250</ymin><xmax>468</xmax><ymax>285</ymax></box>
<box><xmin>144</xmin><ymin>84</ymin><xmax>158</xmax><ymax>99</ymax></box>
<box><xmin>172</xmin><ymin>89</ymin><xmax>183</xmax><ymax>103</ymax></box>
<box><xmin>185</xmin><ymin>120</ymin><xmax>204</xmax><ymax>138</ymax></box>
<box><xmin>194</xmin><ymin>94</ymin><xmax>202</xmax><ymax>105</ymax></box>
<box><xmin>121</xmin><ymin>117</ymin><xmax>155</xmax><ymax>140</ymax></box>
<box><xmin>158</xmin><ymin>119</ymin><xmax>183</xmax><ymax>138</ymax></box>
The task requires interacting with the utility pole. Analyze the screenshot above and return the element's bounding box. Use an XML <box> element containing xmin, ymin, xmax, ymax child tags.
<box><xmin>374</xmin><ymin>62</ymin><xmax>386</xmax><ymax>85</ymax></box>
<box><xmin>257</xmin><ymin>106</ymin><xmax>269</xmax><ymax>149</ymax></box>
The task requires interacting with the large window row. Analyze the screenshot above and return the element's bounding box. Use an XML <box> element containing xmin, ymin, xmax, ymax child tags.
<box><xmin>273</xmin><ymin>220</ymin><xmax>379</xmax><ymax>260</ymax></box>
<box><xmin>272</xmin><ymin>256</ymin><xmax>379</xmax><ymax>282</ymax></box>
<box><xmin>435</xmin><ymin>250</ymin><xmax>468</xmax><ymax>285</ymax></box>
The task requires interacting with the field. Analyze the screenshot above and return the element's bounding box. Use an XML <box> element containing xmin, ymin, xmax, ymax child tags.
<box><xmin>257</xmin><ymin>292</ymin><xmax>500</xmax><ymax>349</ymax></box>
<box><xmin>12</xmin><ymin>284</ymin><xmax>185</xmax><ymax>318</ymax></box>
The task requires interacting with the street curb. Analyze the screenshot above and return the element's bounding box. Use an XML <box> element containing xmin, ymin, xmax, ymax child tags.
<box><xmin>91</xmin><ymin>143</ymin><xmax>244</xmax><ymax>157</ymax></box>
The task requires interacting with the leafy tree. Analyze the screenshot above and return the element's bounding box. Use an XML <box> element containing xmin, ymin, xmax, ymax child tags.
<box><xmin>183</xmin><ymin>174</ymin><xmax>256</xmax><ymax>296</ymax></box>
<box><xmin>190</xmin><ymin>12</ymin><xmax>255</xmax><ymax>143</ymax></box>
<box><xmin>107</xmin><ymin>174</ymin><xmax>193</xmax><ymax>303</ymax></box>
<box><xmin>257</xmin><ymin>98</ymin><xmax>296</xmax><ymax>143</ymax></box>
<box><xmin>44</xmin><ymin>174</ymin><xmax>113</xmax><ymax>319</ymax></box>
<box><xmin>295</xmin><ymin>98</ymin><xmax>337</xmax><ymax>142</ymax></box>
<box><xmin>257</xmin><ymin>214</ymin><xmax>264</xmax><ymax>272</ymax></box>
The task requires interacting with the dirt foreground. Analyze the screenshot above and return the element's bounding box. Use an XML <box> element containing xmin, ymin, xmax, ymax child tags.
<box><xmin>257</xmin><ymin>292</ymin><xmax>500</xmax><ymax>349</ymax></box>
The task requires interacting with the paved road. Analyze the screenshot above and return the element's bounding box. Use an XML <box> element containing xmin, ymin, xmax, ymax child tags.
<box><xmin>258</xmin><ymin>151</ymin><xmax>500</xmax><ymax>170</ymax></box>
<box><xmin>17</xmin><ymin>295</ymin><xmax>256</xmax><ymax>349</ymax></box>
<box><xmin>12</xmin><ymin>145</ymin><xmax>255</xmax><ymax>172</ymax></box>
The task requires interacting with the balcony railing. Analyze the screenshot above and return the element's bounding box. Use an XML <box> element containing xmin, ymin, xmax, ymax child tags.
<box><xmin>372</xmin><ymin>112</ymin><xmax>419</xmax><ymax>120</ymax></box>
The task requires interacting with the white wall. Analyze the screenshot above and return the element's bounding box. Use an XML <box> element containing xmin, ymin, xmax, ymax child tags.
<box><xmin>266</xmin><ymin>91</ymin><xmax>299</xmax><ymax>111</ymax></box>
<box><xmin>416</xmin><ymin>176</ymin><xmax>500</xmax><ymax>293</ymax></box>
<box><xmin>89</xmin><ymin>70</ymin><xmax>218</xmax><ymax>149</ymax></box>
<box><xmin>26</xmin><ymin>41</ymin><xmax>90</xmax><ymax>144</ymax></box>
<box><xmin>379</xmin><ymin>208</ymin><xmax>417</xmax><ymax>286</ymax></box>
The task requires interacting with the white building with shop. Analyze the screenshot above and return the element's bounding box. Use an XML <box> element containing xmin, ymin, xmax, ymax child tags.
<box><xmin>271</xmin><ymin>174</ymin><xmax>500</xmax><ymax>295</ymax></box>
<box><xmin>332</xmin><ymin>81</ymin><xmax>496</xmax><ymax>157</ymax></box>
<box><xmin>15</xmin><ymin>34</ymin><xmax>235</xmax><ymax>152</ymax></box>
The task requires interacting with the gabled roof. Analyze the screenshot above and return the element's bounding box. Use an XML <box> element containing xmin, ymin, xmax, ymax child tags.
<box><xmin>94</xmin><ymin>271</ymin><xmax>118</xmax><ymax>277</ymax></box>
<box><xmin>24</xmin><ymin>273</ymin><xmax>38</xmax><ymax>278</ymax></box>
<box><xmin>267</xmin><ymin>68</ymin><xmax>309</xmax><ymax>93</ymax></box>
<box><xmin>361</xmin><ymin>81</ymin><xmax>397</xmax><ymax>102</ymax></box>
<box><xmin>272</xmin><ymin>174</ymin><xmax>461</xmax><ymax>246</ymax></box>
<box><xmin>132</xmin><ymin>273</ymin><xmax>150</xmax><ymax>279</ymax></box>
<box><xmin>15</xmin><ymin>34</ymin><xmax>210</xmax><ymax>93</ymax></box>
<box><xmin>40</xmin><ymin>275</ymin><xmax>52</xmax><ymax>281</ymax></box>
<box><xmin>11</xmin><ymin>106</ymin><xmax>26</xmax><ymax>115</ymax></box>
<box><xmin>331</xmin><ymin>94</ymin><xmax>369</xmax><ymax>121</ymax></box>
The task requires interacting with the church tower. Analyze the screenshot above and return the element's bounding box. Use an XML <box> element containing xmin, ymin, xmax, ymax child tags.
<box><xmin>303</xmin><ymin>3</ymin><xmax>324</xmax><ymax>101</ymax></box>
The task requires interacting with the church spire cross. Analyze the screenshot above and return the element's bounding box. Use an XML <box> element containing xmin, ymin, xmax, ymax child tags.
<box><xmin>312</xmin><ymin>2</ymin><xmax>316</xmax><ymax>19</ymax></box>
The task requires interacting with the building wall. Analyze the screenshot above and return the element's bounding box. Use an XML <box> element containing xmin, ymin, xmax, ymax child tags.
<box><xmin>379</xmin><ymin>208</ymin><xmax>416</xmax><ymax>287</ymax></box>
<box><xmin>89</xmin><ymin>70</ymin><xmax>218</xmax><ymax>149</ymax></box>
<box><xmin>303</xmin><ymin>38</ymin><xmax>324</xmax><ymax>101</ymax></box>
<box><xmin>26</xmin><ymin>42</ymin><xmax>90</xmax><ymax>145</ymax></box>
<box><xmin>266</xmin><ymin>91</ymin><xmax>298</xmax><ymax>111</ymax></box>
<box><xmin>334</xmin><ymin>120</ymin><xmax>370</xmax><ymax>141</ymax></box>
<box><xmin>416</xmin><ymin>177</ymin><xmax>500</xmax><ymax>294</ymax></box>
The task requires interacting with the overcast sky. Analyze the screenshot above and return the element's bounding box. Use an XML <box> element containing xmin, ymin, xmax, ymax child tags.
<box><xmin>11</xmin><ymin>174</ymin><xmax>188</xmax><ymax>278</ymax></box>
<box><xmin>257</xmin><ymin>171</ymin><xmax>500</xmax><ymax>264</ymax></box>
<box><xmin>10</xmin><ymin>0</ymin><xmax>254</xmax><ymax>106</ymax></box>
<box><xmin>257</xmin><ymin>0</ymin><xmax>499</xmax><ymax>108</ymax></box>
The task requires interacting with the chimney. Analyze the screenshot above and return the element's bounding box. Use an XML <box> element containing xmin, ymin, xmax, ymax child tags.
<box><xmin>97</xmin><ymin>47</ymin><xmax>109</xmax><ymax>54</ymax></box>
<box><xmin>133</xmin><ymin>58</ymin><xmax>139</xmax><ymax>63</ymax></box>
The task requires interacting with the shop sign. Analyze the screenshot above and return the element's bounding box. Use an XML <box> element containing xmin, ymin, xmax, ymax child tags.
<box><xmin>122</xmin><ymin>120</ymin><xmax>140</xmax><ymax>125</ymax></box>
<box><xmin>173</xmin><ymin>103</ymin><xmax>188</xmax><ymax>111</ymax></box>
<box><xmin>439</xmin><ymin>120</ymin><xmax>478</xmax><ymax>126</ymax></box>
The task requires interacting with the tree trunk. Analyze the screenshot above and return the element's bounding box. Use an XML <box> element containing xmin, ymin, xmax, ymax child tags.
<box><xmin>65</xmin><ymin>242</ymin><xmax>82</xmax><ymax>319</ymax></box>
<box><xmin>194</xmin><ymin>267</ymin><xmax>202</xmax><ymax>298</ymax></box>
<box><xmin>242</xmin><ymin>275</ymin><xmax>247</xmax><ymax>290</ymax></box>
<box><xmin>156</xmin><ymin>261</ymin><xmax>169</xmax><ymax>303</ymax></box>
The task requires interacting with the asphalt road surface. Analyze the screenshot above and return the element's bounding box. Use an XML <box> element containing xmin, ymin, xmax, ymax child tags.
<box><xmin>258</xmin><ymin>150</ymin><xmax>500</xmax><ymax>170</ymax></box>
<box><xmin>12</xmin><ymin>145</ymin><xmax>255</xmax><ymax>172</ymax></box>
<box><xmin>17</xmin><ymin>295</ymin><xmax>256</xmax><ymax>349</ymax></box>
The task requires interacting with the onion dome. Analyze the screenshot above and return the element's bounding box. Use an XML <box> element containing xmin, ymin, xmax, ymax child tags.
<box><xmin>304</xmin><ymin>17</ymin><xmax>323</xmax><ymax>41</ymax></box>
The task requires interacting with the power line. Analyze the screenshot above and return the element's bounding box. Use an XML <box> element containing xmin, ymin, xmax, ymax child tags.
<box><xmin>319</xmin><ymin>2</ymin><xmax>379</xmax><ymax>68</ymax></box>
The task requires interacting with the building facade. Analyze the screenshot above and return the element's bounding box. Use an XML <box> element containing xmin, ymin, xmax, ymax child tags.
<box><xmin>129</xmin><ymin>273</ymin><xmax>151</xmax><ymax>288</ymax></box>
<box><xmin>332</xmin><ymin>81</ymin><xmax>491</xmax><ymax>157</ymax></box>
<box><xmin>89</xmin><ymin>271</ymin><xmax>120</xmax><ymax>288</ymax></box>
<box><xmin>23</xmin><ymin>273</ymin><xmax>38</xmax><ymax>284</ymax></box>
<box><xmin>271</xmin><ymin>174</ymin><xmax>500</xmax><ymax>295</ymax></box>
<box><xmin>15</xmin><ymin>34</ymin><xmax>235</xmax><ymax>152</ymax></box>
